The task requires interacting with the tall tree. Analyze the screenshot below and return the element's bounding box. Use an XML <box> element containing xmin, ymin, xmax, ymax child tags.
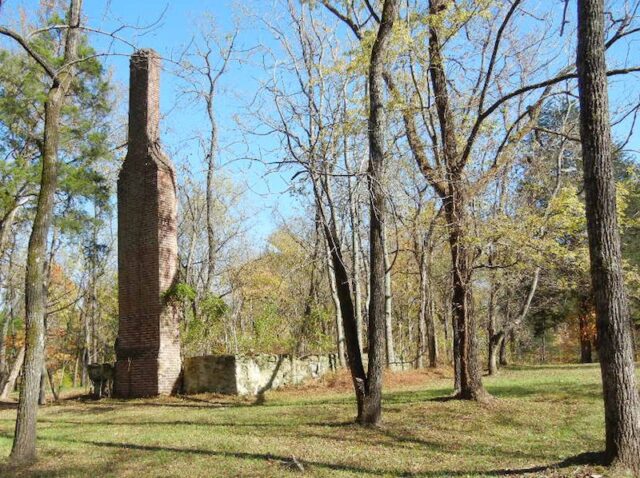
<box><xmin>576</xmin><ymin>0</ymin><xmax>640</xmax><ymax>471</ymax></box>
<box><xmin>180</xmin><ymin>26</ymin><xmax>237</xmax><ymax>295</ymax></box>
<box><xmin>1</xmin><ymin>0</ymin><xmax>83</xmax><ymax>463</ymax></box>
<box><xmin>319</xmin><ymin>0</ymin><xmax>637</xmax><ymax>400</ymax></box>
<box><xmin>363</xmin><ymin>0</ymin><xmax>399</xmax><ymax>424</ymax></box>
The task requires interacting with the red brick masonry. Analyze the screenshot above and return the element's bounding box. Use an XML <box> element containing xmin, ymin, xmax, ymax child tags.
<box><xmin>114</xmin><ymin>49</ymin><xmax>182</xmax><ymax>397</ymax></box>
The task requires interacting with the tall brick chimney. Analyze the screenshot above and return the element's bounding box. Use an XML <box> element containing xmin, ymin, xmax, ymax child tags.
<box><xmin>114</xmin><ymin>49</ymin><xmax>182</xmax><ymax>398</ymax></box>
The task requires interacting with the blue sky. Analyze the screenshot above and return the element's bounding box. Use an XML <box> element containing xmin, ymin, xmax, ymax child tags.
<box><xmin>77</xmin><ymin>0</ymin><xmax>301</xmax><ymax>245</ymax></box>
<box><xmin>3</xmin><ymin>0</ymin><xmax>302</xmax><ymax>247</ymax></box>
<box><xmin>1</xmin><ymin>0</ymin><xmax>639</xmax><ymax>249</ymax></box>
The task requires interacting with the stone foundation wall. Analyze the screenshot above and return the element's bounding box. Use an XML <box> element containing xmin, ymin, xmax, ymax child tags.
<box><xmin>183</xmin><ymin>354</ymin><xmax>338</xmax><ymax>396</ymax></box>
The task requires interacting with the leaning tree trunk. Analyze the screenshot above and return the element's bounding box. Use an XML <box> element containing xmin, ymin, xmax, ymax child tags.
<box><xmin>325</xmin><ymin>234</ymin><xmax>347</xmax><ymax>367</ymax></box>
<box><xmin>321</xmin><ymin>216</ymin><xmax>367</xmax><ymax>418</ymax></box>
<box><xmin>577</xmin><ymin>0</ymin><xmax>640</xmax><ymax>471</ymax></box>
<box><xmin>0</xmin><ymin>346</ymin><xmax>25</xmax><ymax>399</ymax></box>
<box><xmin>313</xmin><ymin>166</ymin><xmax>367</xmax><ymax>419</ymax></box>
<box><xmin>10</xmin><ymin>0</ymin><xmax>82</xmax><ymax>464</ymax></box>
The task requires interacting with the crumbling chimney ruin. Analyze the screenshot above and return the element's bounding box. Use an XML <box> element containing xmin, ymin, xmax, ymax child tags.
<box><xmin>114</xmin><ymin>49</ymin><xmax>181</xmax><ymax>397</ymax></box>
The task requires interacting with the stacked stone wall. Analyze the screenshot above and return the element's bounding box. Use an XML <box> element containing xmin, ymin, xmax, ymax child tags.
<box><xmin>183</xmin><ymin>354</ymin><xmax>337</xmax><ymax>396</ymax></box>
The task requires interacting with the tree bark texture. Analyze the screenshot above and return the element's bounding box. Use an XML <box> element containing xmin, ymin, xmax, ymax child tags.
<box><xmin>429</xmin><ymin>0</ymin><xmax>487</xmax><ymax>400</ymax></box>
<box><xmin>11</xmin><ymin>0</ymin><xmax>82</xmax><ymax>463</ymax></box>
<box><xmin>361</xmin><ymin>0</ymin><xmax>399</xmax><ymax>425</ymax></box>
<box><xmin>383</xmin><ymin>226</ymin><xmax>395</xmax><ymax>367</ymax></box>
<box><xmin>577</xmin><ymin>0</ymin><xmax>640</xmax><ymax>471</ymax></box>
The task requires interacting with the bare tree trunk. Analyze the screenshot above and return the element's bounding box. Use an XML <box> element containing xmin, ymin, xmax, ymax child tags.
<box><xmin>320</xmin><ymin>202</ymin><xmax>367</xmax><ymax>418</ymax></box>
<box><xmin>498</xmin><ymin>284</ymin><xmax>515</xmax><ymax>371</ymax></box>
<box><xmin>87</xmin><ymin>207</ymin><xmax>99</xmax><ymax>366</ymax></box>
<box><xmin>362</xmin><ymin>239</ymin><xmax>370</xmax><ymax>347</ymax></box>
<box><xmin>321</xmin><ymin>177</ymin><xmax>348</xmax><ymax>366</ymax></box>
<box><xmin>0</xmin><ymin>203</ymin><xmax>21</xmax><ymax>261</ymax></box>
<box><xmin>84</xmin><ymin>301</ymin><xmax>92</xmax><ymax>368</ymax></box>
<box><xmin>298</xmin><ymin>219</ymin><xmax>321</xmax><ymax>356</ymax></box>
<box><xmin>447</xmin><ymin>285</ymin><xmax>461</xmax><ymax>392</ymax></box>
<box><xmin>57</xmin><ymin>364</ymin><xmax>65</xmax><ymax>398</ymax></box>
<box><xmin>444</xmin><ymin>193</ymin><xmax>486</xmax><ymax>400</ymax></box>
<box><xmin>383</xmin><ymin>225</ymin><xmax>395</xmax><ymax>367</ymax></box>
<box><xmin>38</xmin><ymin>365</ymin><xmax>47</xmax><ymax>406</ymax></box>
<box><xmin>0</xmin><ymin>227</ymin><xmax>18</xmax><ymax>391</ymax></box>
<box><xmin>204</xmin><ymin>94</ymin><xmax>218</xmax><ymax>296</ymax></box>
<box><xmin>0</xmin><ymin>315</ymin><xmax>10</xmax><ymax>389</ymax></box>
<box><xmin>579</xmin><ymin>312</ymin><xmax>593</xmax><ymax>364</ymax></box>
<box><xmin>427</xmin><ymin>293</ymin><xmax>438</xmax><ymax>368</ymax></box>
<box><xmin>487</xmin><ymin>281</ymin><xmax>499</xmax><ymax>376</ymax></box>
<box><xmin>353</xmin><ymin>219</ymin><xmax>364</xmax><ymax>352</ymax></box>
<box><xmin>0</xmin><ymin>201</ymin><xmax>26</xmax><ymax>283</ymax></box>
<box><xmin>417</xmin><ymin>246</ymin><xmax>428</xmax><ymax>369</ymax></box>
<box><xmin>1</xmin><ymin>346</ymin><xmax>25</xmax><ymax>400</ymax></box>
<box><xmin>577</xmin><ymin>0</ymin><xmax>640</xmax><ymax>471</ymax></box>
<box><xmin>345</xmin><ymin>131</ymin><xmax>364</xmax><ymax>353</ymax></box>
<box><xmin>72</xmin><ymin>354</ymin><xmax>79</xmax><ymax>388</ymax></box>
<box><xmin>47</xmin><ymin>367</ymin><xmax>59</xmax><ymax>402</ymax></box>
<box><xmin>10</xmin><ymin>0</ymin><xmax>82</xmax><ymax>463</ymax></box>
<box><xmin>421</xmin><ymin>236</ymin><xmax>438</xmax><ymax>368</ymax></box>
<box><xmin>198</xmin><ymin>32</ymin><xmax>235</xmax><ymax>295</ymax></box>
<box><xmin>361</xmin><ymin>0</ymin><xmax>399</xmax><ymax>425</ymax></box>
<box><xmin>499</xmin><ymin>331</ymin><xmax>508</xmax><ymax>366</ymax></box>
<box><xmin>428</xmin><ymin>0</ymin><xmax>487</xmax><ymax>401</ymax></box>
<box><xmin>325</xmin><ymin>235</ymin><xmax>347</xmax><ymax>367</ymax></box>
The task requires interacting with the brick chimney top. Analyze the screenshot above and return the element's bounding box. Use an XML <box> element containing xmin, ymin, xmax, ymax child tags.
<box><xmin>128</xmin><ymin>49</ymin><xmax>161</xmax><ymax>151</ymax></box>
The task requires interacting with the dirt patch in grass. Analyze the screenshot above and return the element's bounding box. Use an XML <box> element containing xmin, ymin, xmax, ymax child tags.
<box><xmin>292</xmin><ymin>365</ymin><xmax>454</xmax><ymax>394</ymax></box>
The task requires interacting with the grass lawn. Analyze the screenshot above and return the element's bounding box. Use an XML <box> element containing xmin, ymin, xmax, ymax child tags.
<box><xmin>0</xmin><ymin>364</ymin><xmax>632</xmax><ymax>477</ymax></box>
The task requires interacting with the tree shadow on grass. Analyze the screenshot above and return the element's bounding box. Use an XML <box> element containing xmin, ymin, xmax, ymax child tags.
<box><xmin>0</xmin><ymin>430</ymin><xmax>608</xmax><ymax>478</ymax></box>
<box><xmin>375</xmin><ymin>427</ymin><xmax>568</xmax><ymax>463</ymax></box>
<box><xmin>16</xmin><ymin>436</ymin><xmax>396</xmax><ymax>476</ymax></box>
<box><xmin>36</xmin><ymin>418</ymin><xmax>300</xmax><ymax>429</ymax></box>
<box><xmin>485</xmin><ymin>382</ymin><xmax>603</xmax><ymax>401</ymax></box>
<box><xmin>382</xmin><ymin>387</ymin><xmax>454</xmax><ymax>405</ymax></box>
<box><xmin>504</xmin><ymin>364</ymin><xmax>601</xmax><ymax>372</ymax></box>
<box><xmin>486</xmin><ymin>451</ymin><xmax>606</xmax><ymax>476</ymax></box>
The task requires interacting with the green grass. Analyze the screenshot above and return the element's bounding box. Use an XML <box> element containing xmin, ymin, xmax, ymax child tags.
<box><xmin>0</xmin><ymin>364</ymin><xmax>632</xmax><ymax>477</ymax></box>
